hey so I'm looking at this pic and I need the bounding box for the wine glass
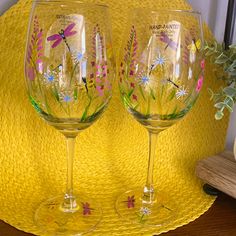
[24,1,113,235]
[116,9,204,226]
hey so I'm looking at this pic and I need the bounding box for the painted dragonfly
[160,31,179,51]
[82,202,94,215]
[123,195,135,208]
[47,22,77,51]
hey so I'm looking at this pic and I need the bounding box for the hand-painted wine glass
[116,9,204,226]
[25,1,113,235]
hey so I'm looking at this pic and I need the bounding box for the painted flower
[132,94,138,102]
[200,59,205,70]
[104,80,112,91]
[140,76,149,86]
[76,52,83,61]
[153,53,167,68]
[96,85,104,96]
[138,73,158,90]
[196,75,204,92]
[176,86,188,99]
[45,74,54,82]
[129,70,134,76]
[140,207,151,216]
[130,82,135,88]
[64,95,71,102]
[71,49,84,64]
[37,60,44,74]
[96,77,101,83]
[26,67,35,81]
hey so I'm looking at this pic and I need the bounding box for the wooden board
[196,150,236,199]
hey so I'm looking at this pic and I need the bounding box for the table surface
[1,192,236,236]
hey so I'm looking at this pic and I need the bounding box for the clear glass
[116,9,204,226]
[24,1,114,235]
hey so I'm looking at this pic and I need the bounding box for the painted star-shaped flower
[176,86,188,99]
[153,53,167,67]
[140,207,151,216]
[140,76,149,85]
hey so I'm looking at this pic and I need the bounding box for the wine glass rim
[131,8,201,16]
[33,0,109,8]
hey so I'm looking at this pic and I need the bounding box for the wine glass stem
[66,137,75,197]
[143,130,160,204]
[62,136,78,212]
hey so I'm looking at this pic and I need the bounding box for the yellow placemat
[0,0,229,235]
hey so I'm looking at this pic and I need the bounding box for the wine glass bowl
[116,9,204,226]
[25,1,113,235]
[26,2,113,135]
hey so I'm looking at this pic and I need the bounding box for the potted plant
[205,42,236,160]
[204,42,236,120]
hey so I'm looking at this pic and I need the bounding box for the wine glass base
[115,188,176,226]
[35,194,102,235]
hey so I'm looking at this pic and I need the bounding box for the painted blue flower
[44,73,54,83]
[140,207,151,216]
[76,52,83,61]
[153,53,167,67]
[64,95,71,102]
[47,75,54,82]
[141,76,149,85]
[176,86,188,99]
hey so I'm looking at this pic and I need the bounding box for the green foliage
[204,41,236,119]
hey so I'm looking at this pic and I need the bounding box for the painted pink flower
[200,59,205,70]
[129,70,134,76]
[96,85,104,96]
[105,80,112,90]
[96,78,101,83]
[26,67,35,81]
[196,75,204,92]
[102,65,107,71]
[26,16,44,79]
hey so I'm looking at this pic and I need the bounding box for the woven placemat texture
[0,0,229,235]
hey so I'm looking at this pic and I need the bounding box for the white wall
[188,0,228,42]
[1,0,236,149]
[0,0,18,15]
